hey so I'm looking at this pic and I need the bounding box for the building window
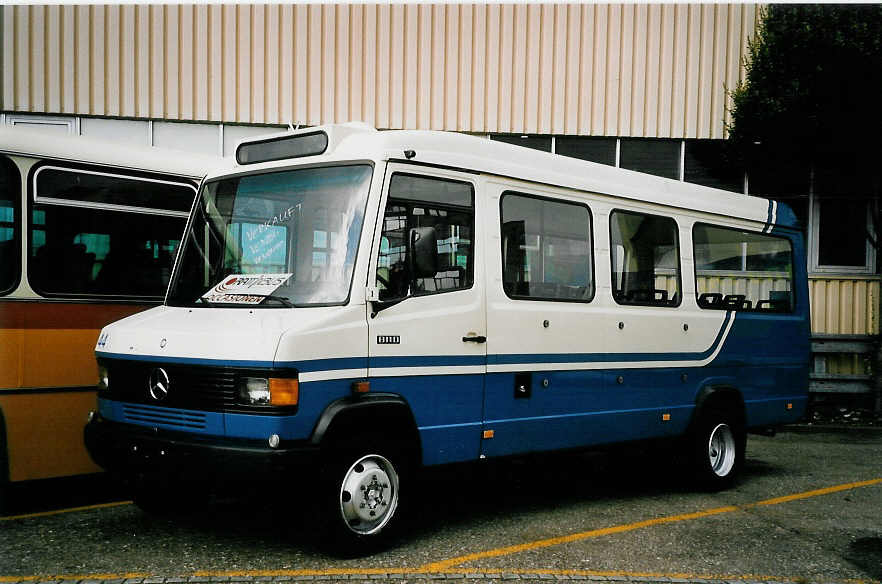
[501,192,594,302]
[0,156,21,294]
[555,137,617,166]
[609,210,681,307]
[684,140,744,193]
[811,196,875,273]
[490,134,552,153]
[5,114,75,134]
[619,138,681,180]
[810,168,876,274]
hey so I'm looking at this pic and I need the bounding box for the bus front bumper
[84,413,319,480]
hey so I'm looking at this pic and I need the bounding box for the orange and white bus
[0,127,227,495]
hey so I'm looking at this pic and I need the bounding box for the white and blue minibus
[85,123,809,549]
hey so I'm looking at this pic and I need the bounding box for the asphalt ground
[1,429,880,584]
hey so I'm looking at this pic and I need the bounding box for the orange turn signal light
[270,378,299,406]
[352,380,370,394]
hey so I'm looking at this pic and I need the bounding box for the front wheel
[689,410,745,490]
[320,444,408,554]
[338,453,400,536]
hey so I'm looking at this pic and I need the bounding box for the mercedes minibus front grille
[122,403,208,430]
[102,360,275,415]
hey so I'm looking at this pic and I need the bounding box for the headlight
[238,377,270,405]
[237,376,299,406]
[97,365,110,392]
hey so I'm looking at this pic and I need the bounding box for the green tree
[729,4,882,416]
[729,4,882,202]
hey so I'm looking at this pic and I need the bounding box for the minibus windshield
[166,164,373,308]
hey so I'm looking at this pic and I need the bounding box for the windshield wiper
[259,295,294,308]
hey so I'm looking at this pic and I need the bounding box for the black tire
[319,440,409,555]
[689,408,745,491]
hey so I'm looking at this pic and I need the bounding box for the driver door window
[376,174,474,301]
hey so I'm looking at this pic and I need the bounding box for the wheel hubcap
[339,454,399,535]
[707,423,736,477]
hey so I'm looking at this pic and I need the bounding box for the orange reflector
[662,413,671,421]
[269,378,299,406]
[787,403,793,410]
[352,380,370,394]
[483,430,495,439]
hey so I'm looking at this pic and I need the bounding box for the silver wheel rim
[338,454,399,535]
[707,423,736,477]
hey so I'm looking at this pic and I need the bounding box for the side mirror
[409,226,438,279]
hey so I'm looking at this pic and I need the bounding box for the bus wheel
[321,444,405,554]
[690,410,745,490]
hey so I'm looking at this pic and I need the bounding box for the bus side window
[693,223,794,312]
[500,192,594,302]
[376,174,474,301]
[609,210,681,307]
[29,166,194,299]
[0,156,21,295]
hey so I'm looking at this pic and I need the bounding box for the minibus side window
[29,167,194,298]
[693,223,794,312]
[500,192,594,302]
[609,210,681,307]
[0,156,21,295]
[376,173,474,301]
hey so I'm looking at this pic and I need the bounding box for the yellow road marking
[749,478,882,507]
[2,478,881,583]
[421,477,882,571]
[0,500,132,522]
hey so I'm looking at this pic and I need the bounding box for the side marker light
[662,413,671,421]
[786,403,793,410]
[483,430,495,439]
[352,380,370,394]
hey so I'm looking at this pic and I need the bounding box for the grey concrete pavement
[1,430,880,584]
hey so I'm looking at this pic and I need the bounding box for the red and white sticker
[201,273,293,304]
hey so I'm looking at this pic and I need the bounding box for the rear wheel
[689,409,745,490]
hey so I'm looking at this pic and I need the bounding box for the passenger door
[482,184,607,458]
[367,165,486,466]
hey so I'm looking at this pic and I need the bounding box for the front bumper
[84,413,319,480]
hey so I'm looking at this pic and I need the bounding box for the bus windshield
[167,164,373,308]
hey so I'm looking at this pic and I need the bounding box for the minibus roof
[0,126,231,179]
[225,123,793,230]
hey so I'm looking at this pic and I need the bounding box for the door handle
[462,335,487,343]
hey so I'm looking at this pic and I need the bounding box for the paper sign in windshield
[202,273,293,304]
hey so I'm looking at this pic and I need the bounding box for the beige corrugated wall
[809,277,880,336]
[1,4,760,138]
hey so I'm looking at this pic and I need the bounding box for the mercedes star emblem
[148,367,170,402]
